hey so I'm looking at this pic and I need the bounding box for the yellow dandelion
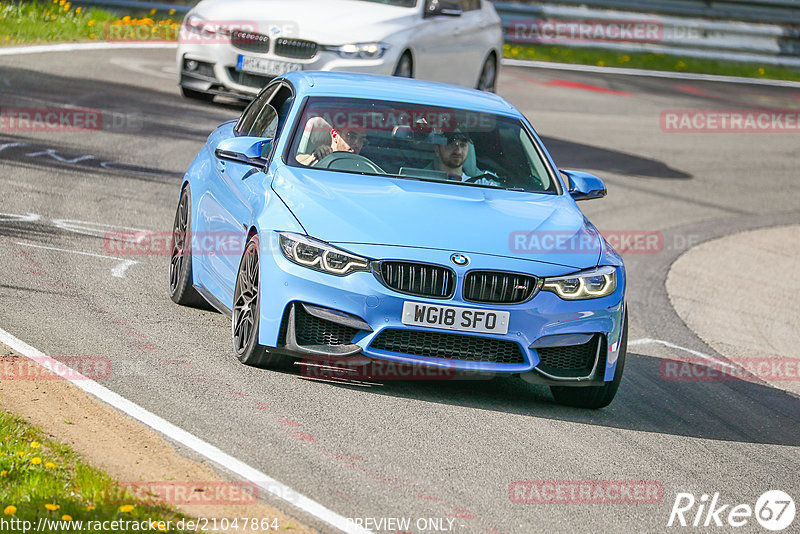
[76,6,81,13]
[119,505,134,513]
[64,2,70,11]
[30,441,40,448]
[62,515,72,521]
[169,9,175,15]
[87,19,95,25]
[597,61,606,67]
[31,457,42,465]
[45,504,60,511]
[45,462,56,469]
[89,33,95,39]
[149,8,156,15]
[86,505,95,511]
[3,506,15,516]
[0,471,8,477]
[758,67,765,75]
[59,0,65,5]
[15,451,23,457]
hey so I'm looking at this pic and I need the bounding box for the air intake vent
[371,329,525,364]
[463,271,538,304]
[274,38,317,59]
[536,336,602,378]
[378,262,455,299]
[230,30,270,53]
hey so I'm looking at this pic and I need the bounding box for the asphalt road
[1,48,799,533]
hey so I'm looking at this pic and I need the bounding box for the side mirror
[561,170,607,201]
[214,136,273,167]
[424,0,462,18]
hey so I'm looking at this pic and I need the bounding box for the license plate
[401,302,509,335]
[236,55,302,76]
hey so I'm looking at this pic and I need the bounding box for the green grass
[0,0,180,46]
[0,410,201,533]
[503,42,800,82]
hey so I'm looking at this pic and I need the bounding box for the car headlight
[278,232,370,276]
[323,43,388,59]
[541,266,617,300]
[183,14,230,37]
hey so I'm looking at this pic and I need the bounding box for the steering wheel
[314,152,385,174]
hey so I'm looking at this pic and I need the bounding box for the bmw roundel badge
[451,254,469,266]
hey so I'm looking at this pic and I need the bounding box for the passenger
[296,126,368,166]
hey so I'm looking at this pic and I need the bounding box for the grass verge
[503,42,800,82]
[0,0,179,46]
[0,409,201,533]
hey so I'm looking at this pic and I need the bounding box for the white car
[177,0,503,101]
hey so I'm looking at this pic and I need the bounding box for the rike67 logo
[668,490,795,531]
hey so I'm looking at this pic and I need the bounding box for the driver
[429,130,501,186]
[296,126,367,166]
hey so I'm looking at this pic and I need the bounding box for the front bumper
[258,234,626,382]
[178,43,396,97]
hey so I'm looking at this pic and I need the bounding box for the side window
[459,0,480,11]
[268,86,295,140]
[246,85,295,140]
[235,84,279,136]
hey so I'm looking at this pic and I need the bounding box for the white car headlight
[183,14,230,37]
[278,232,370,276]
[323,43,389,59]
[541,266,617,300]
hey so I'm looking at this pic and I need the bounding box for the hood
[193,0,416,44]
[272,167,602,269]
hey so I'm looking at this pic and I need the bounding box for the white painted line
[0,212,41,223]
[629,337,740,370]
[0,326,370,534]
[13,241,138,279]
[0,42,177,56]
[502,58,800,88]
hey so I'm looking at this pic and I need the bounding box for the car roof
[280,71,520,117]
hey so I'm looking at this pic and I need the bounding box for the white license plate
[236,55,302,76]
[401,302,509,335]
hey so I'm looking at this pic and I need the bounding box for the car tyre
[169,186,207,307]
[232,234,293,369]
[549,312,627,409]
[476,54,497,92]
[393,52,413,78]
[181,86,214,102]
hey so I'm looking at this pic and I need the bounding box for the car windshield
[356,0,417,6]
[287,97,559,194]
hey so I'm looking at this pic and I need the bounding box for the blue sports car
[170,71,627,408]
